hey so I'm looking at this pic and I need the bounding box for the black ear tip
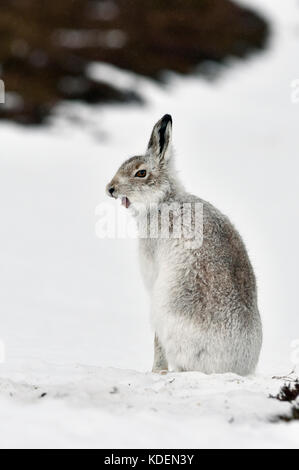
[161,114,172,126]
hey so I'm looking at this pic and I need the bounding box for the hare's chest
[139,239,158,293]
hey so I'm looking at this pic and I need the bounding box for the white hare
[107,114,262,375]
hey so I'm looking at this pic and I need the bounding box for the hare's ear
[146,114,172,163]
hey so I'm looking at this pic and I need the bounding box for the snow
[0,0,299,448]
[0,363,297,449]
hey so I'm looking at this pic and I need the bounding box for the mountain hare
[107,114,262,375]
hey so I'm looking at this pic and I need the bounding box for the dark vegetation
[0,0,269,125]
[270,380,299,422]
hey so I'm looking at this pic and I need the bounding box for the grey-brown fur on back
[107,114,262,375]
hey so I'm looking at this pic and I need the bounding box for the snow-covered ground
[0,0,299,448]
[0,364,297,449]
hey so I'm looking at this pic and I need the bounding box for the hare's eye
[134,169,147,178]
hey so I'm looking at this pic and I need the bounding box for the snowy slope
[0,363,297,449]
[0,0,299,448]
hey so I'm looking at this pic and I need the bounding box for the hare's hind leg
[152,334,168,373]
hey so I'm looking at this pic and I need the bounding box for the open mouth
[121,196,131,209]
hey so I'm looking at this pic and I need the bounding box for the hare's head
[106,114,176,208]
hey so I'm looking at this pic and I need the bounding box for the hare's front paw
[152,368,168,375]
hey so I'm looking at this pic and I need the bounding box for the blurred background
[0,0,298,376]
[0,0,268,124]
